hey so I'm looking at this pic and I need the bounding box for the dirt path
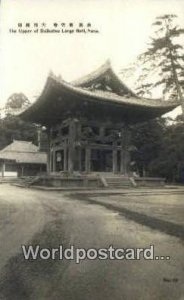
[0,184,183,300]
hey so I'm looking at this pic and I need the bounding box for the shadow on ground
[0,218,70,300]
[69,193,184,241]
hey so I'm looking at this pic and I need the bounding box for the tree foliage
[130,118,166,176]
[5,93,30,115]
[0,115,38,150]
[0,93,37,149]
[120,14,184,182]
[149,117,184,182]
[131,117,184,182]
[121,14,184,105]
[0,93,48,151]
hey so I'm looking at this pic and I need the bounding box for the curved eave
[72,60,137,97]
[59,78,179,109]
[72,60,112,86]
[20,76,180,125]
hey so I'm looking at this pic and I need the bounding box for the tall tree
[130,115,184,182]
[0,115,38,150]
[130,118,166,177]
[121,14,184,110]
[0,94,39,150]
[5,93,30,115]
[149,115,184,182]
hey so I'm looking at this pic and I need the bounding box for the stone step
[108,183,130,186]
[105,177,132,188]
[107,180,130,184]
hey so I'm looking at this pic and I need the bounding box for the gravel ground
[0,184,183,300]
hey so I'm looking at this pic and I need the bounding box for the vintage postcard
[0,1,184,299]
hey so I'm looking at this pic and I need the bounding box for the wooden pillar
[120,126,131,175]
[113,147,118,174]
[120,149,125,174]
[49,150,53,172]
[121,150,130,175]
[76,119,82,140]
[2,162,5,177]
[85,147,91,173]
[113,150,118,174]
[47,152,51,173]
[47,128,51,174]
[120,127,125,174]
[68,120,76,174]
[99,126,105,138]
[52,150,56,172]
[78,148,82,172]
[76,120,82,172]
[21,165,24,177]
[64,146,68,171]
[68,149,74,173]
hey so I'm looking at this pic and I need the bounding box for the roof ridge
[70,60,138,97]
[71,60,112,86]
[13,140,32,143]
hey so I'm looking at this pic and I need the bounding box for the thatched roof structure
[0,140,47,164]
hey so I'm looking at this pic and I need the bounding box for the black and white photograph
[0,0,184,299]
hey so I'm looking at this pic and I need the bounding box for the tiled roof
[52,76,179,109]
[19,60,180,124]
[1,140,38,153]
[0,140,47,164]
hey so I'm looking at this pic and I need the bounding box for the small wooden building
[0,140,47,177]
[20,61,179,178]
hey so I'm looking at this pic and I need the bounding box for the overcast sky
[0,0,184,116]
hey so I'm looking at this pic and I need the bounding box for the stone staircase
[19,176,40,187]
[104,176,136,188]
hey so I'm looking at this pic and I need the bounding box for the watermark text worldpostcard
[22,245,170,264]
